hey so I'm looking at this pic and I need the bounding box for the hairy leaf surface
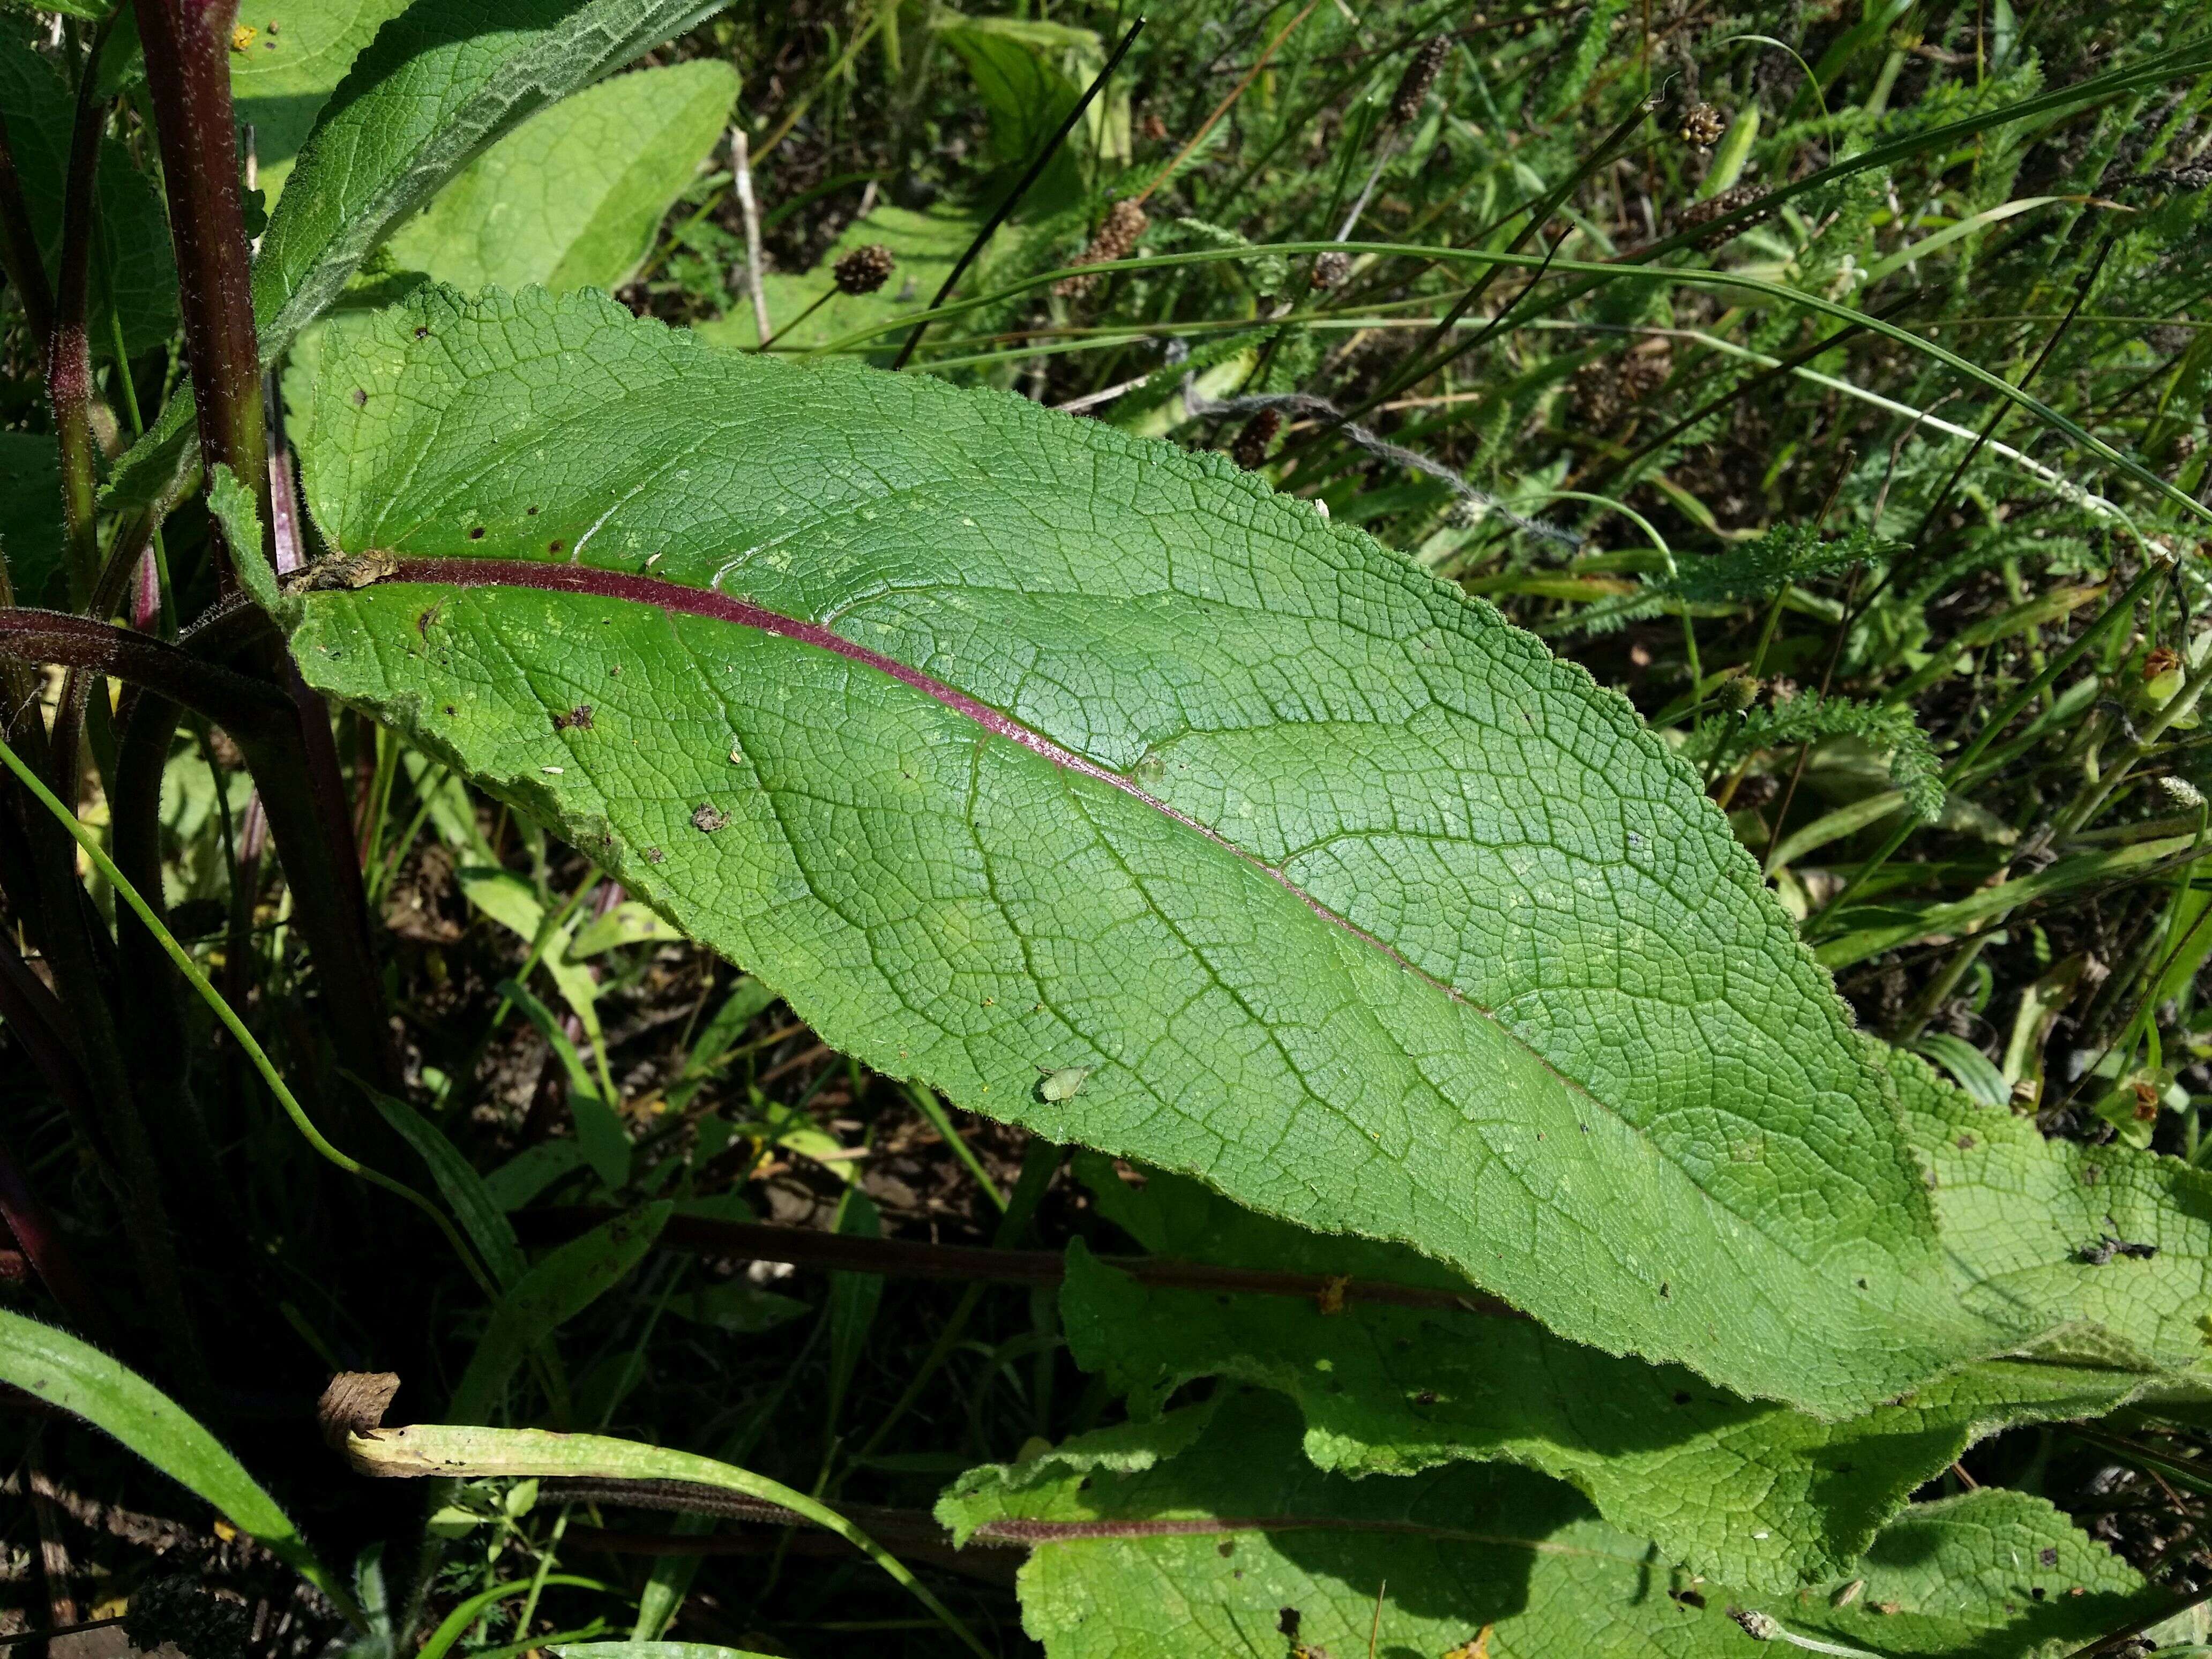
[286,285,2008,1415]
[384,62,736,295]
[936,1390,2158,1659]
[251,0,728,358]
[1059,1162,2158,1592]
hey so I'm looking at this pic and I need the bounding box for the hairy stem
[132,0,274,581]
[47,17,115,610]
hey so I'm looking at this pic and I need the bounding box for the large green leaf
[284,285,2005,1417]
[1886,1040,2212,1373]
[0,19,177,356]
[0,430,67,606]
[383,61,735,295]
[229,0,415,207]
[250,0,728,361]
[0,1307,355,1616]
[936,1389,2161,1659]
[1058,1165,2161,1594]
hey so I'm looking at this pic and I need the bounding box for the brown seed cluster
[1675,182,1768,246]
[1309,249,1352,290]
[833,243,896,295]
[1055,200,1150,296]
[1231,409,1282,470]
[1389,36,1451,126]
[1677,102,1727,148]
[1571,339,1673,429]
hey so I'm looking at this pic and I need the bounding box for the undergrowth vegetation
[4,0,2212,1655]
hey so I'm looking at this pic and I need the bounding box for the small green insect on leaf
[1038,1065,1093,1103]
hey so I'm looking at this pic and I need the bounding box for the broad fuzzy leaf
[287,285,2004,1416]
[937,1389,2159,1659]
[384,62,736,295]
[1887,1041,2212,1372]
[251,0,728,359]
[1058,1168,2151,1593]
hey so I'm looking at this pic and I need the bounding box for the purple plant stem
[0,607,294,733]
[47,17,115,612]
[132,0,273,578]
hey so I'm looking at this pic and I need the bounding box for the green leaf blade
[250,0,728,358]
[0,1308,354,1617]
[383,60,736,295]
[288,286,2013,1417]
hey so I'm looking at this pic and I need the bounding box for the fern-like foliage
[1694,688,1946,820]
[1570,524,1894,635]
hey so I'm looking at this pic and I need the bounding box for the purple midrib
[382,557,1478,1006]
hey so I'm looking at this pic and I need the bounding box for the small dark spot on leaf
[526,505,540,515]
[553,705,593,731]
[1658,1281,1669,1298]
[644,847,664,864]
[1672,1391,1692,1405]
[2039,1549,2058,1567]
[413,326,428,339]
[549,540,565,554]
[1956,1134,1976,1149]
[350,388,367,407]
[1277,1609,1299,1638]
[1670,1590,1705,1610]
[1215,1540,1233,1557]
[1856,1277,1869,1289]
[1414,1390,1438,1406]
[468,527,485,540]
[416,603,442,639]
[692,804,728,833]
[2030,1587,2045,1601]
[443,705,456,716]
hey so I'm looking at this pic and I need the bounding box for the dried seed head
[2162,775,2207,810]
[1620,338,1673,401]
[1676,182,1769,247]
[1310,249,1352,290]
[1571,361,1624,429]
[1389,36,1451,125]
[1055,200,1150,296]
[1231,408,1282,470]
[833,243,896,295]
[1677,101,1727,147]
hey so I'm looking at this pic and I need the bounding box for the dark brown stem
[47,17,116,610]
[132,0,274,584]
[0,111,54,347]
[0,608,294,734]
[516,1208,1522,1318]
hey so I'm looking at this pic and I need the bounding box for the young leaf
[1056,1171,2155,1593]
[383,61,737,296]
[0,1307,359,1621]
[938,1389,2159,1659]
[251,0,729,359]
[286,285,2001,1417]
